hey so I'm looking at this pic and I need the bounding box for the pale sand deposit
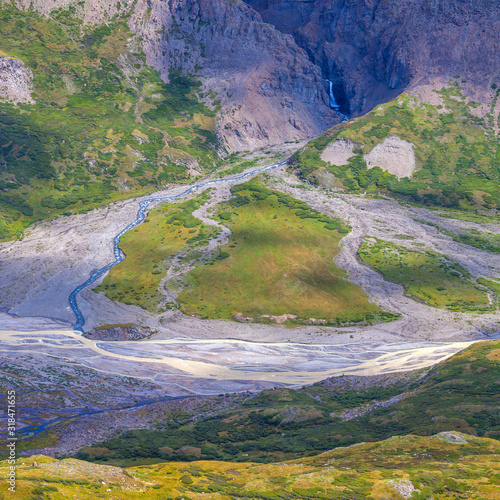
[0,329,475,389]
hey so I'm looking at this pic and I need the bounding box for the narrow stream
[69,159,289,330]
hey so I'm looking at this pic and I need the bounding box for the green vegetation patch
[94,193,216,311]
[5,432,500,500]
[177,180,394,324]
[449,227,500,253]
[358,237,491,311]
[290,84,500,211]
[0,6,219,240]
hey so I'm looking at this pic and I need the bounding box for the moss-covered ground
[358,237,492,311]
[176,181,393,324]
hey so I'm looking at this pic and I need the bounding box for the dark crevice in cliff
[244,0,500,119]
[297,39,351,115]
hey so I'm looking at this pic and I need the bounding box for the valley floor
[1,160,500,456]
[1,164,500,344]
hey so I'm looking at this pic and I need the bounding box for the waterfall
[328,80,340,109]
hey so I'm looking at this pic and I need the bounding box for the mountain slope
[4,432,500,499]
[246,0,500,116]
[0,0,339,240]
[3,0,339,150]
[291,82,500,210]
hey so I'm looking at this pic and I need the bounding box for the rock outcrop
[245,0,500,116]
[5,0,340,151]
[0,55,34,104]
[365,136,416,180]
[320,139,355,166]
[84,324,152,341]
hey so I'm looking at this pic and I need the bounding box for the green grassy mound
[358,238,493,312]
[176,180,393,324]
[290,82,500,210]
[0,6,220,240]
[95,179,396,324]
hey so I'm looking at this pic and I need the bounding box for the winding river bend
[69,159,289,330]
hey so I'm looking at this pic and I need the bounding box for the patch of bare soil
[364,136,416,179]
[320,139,355,165]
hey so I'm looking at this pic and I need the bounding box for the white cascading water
[328,80,340,109]
[325,79,349,122]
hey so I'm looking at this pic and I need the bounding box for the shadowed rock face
[164,0,341,151]
[244,0,500,116]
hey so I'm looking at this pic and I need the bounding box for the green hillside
[290,83,500,209]
[3,432,500,499]
[358,238,494,312]
[0,6,220,240]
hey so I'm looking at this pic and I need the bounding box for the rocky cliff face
[5,0,340,151]
[163,0,340,151]
[4,0,499,148]
[245,0,500,116]
[0,55,34,104]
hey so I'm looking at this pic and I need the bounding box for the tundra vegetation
[177,181,394,323]
[98,179,397,324]
[3,431,500,499]
[358,238,494,312]
[0,6,220,240]
[290,84,500,210]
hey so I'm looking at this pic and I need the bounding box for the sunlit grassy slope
[291,83,500,210]
[94,193,217,312]
[0,6,220,240]
[177,181,393,324]
[4,432,500,499]
[358,238,493,312]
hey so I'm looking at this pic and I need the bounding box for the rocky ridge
[83,323,153,341]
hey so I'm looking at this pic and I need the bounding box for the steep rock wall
[245,0,500,116]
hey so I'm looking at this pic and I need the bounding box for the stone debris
[435,431,470,444]
[0,55,34,104]
[364,136,416,180]
[386,479,417,499]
